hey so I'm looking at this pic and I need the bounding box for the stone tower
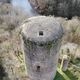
[21,16,63,80]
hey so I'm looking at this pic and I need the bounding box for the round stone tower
[21,16,63,80]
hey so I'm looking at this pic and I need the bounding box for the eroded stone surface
[21,16,63,80]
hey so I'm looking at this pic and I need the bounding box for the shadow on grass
[64,70,78,80]
[54,69,78,80]
[54,71,65,80]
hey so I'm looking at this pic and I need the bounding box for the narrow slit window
[36,66,40,72]
[39,43,44,47]
[39,31,43,36]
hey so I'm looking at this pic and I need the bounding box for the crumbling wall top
[22,16,63,43]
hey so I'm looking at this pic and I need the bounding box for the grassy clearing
[54,62,80,80]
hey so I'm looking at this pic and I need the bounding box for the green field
[54,63,80,80]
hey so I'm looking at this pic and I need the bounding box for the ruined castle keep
[21,16,63,80]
